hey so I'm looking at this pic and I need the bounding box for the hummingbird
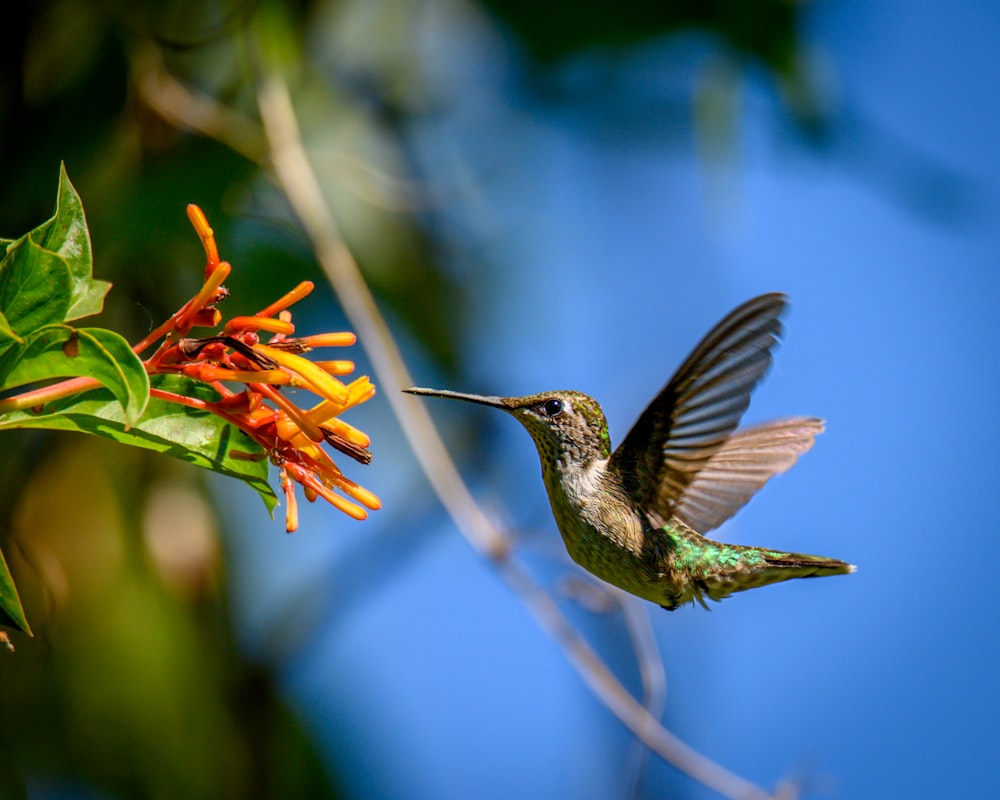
[404,293,854,610]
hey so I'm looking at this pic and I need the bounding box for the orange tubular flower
[186,204,220,274]
[297,332,357,348]
[223,316,296,336]
[255,281,315,319]
[147,205,379,530]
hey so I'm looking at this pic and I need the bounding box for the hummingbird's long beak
[403,387,509,409]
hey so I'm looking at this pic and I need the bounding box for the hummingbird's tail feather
[694,546,856,606]
[763,552,857,576]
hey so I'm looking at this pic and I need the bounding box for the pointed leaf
[1,325,149,427]
[0,374,277,513]
[28,164,110,321]
[0,165,111,330]
[0,543,31,636]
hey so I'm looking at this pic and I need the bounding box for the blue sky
[220,1,1000,798]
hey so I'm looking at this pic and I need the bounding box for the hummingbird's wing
[609,293,789,530]
[667,417,824,532]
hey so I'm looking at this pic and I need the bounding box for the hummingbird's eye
[541,398,564,417]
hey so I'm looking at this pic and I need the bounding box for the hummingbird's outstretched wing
[610,293,797,531]
[666,416,824,532]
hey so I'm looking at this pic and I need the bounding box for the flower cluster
[138,205,380,531]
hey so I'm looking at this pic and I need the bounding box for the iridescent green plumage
[405,293,854,610]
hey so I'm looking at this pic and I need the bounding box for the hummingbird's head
[404,387,612,467]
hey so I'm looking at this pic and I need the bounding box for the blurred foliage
[481,0,801,70]
[480,0,830,138]
[0,438,339,799]
[0,0,844,797]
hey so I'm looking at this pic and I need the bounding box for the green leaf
[30,164,111,321]
[0,312,24,374]
[0,374,277,513]
[1,325,150,427]
[0,231,72,334]
[0,544,31,636]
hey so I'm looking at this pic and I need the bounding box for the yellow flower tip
[186,204,220,269]
[315,360,356,376]
[344,376,376,408]
[303,485,318,503]
[284,495,299,532]
[295,470,368,520]
[255,281,315,319]
[330,493,368,520]
[335,476,381,511]
[301,332,357,348]
[280,469,299,533]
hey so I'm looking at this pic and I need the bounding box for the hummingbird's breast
[542,459,672,603]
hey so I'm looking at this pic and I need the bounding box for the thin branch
[622,593,668,799]
[501,561,771,800]
[132,45,267,163]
